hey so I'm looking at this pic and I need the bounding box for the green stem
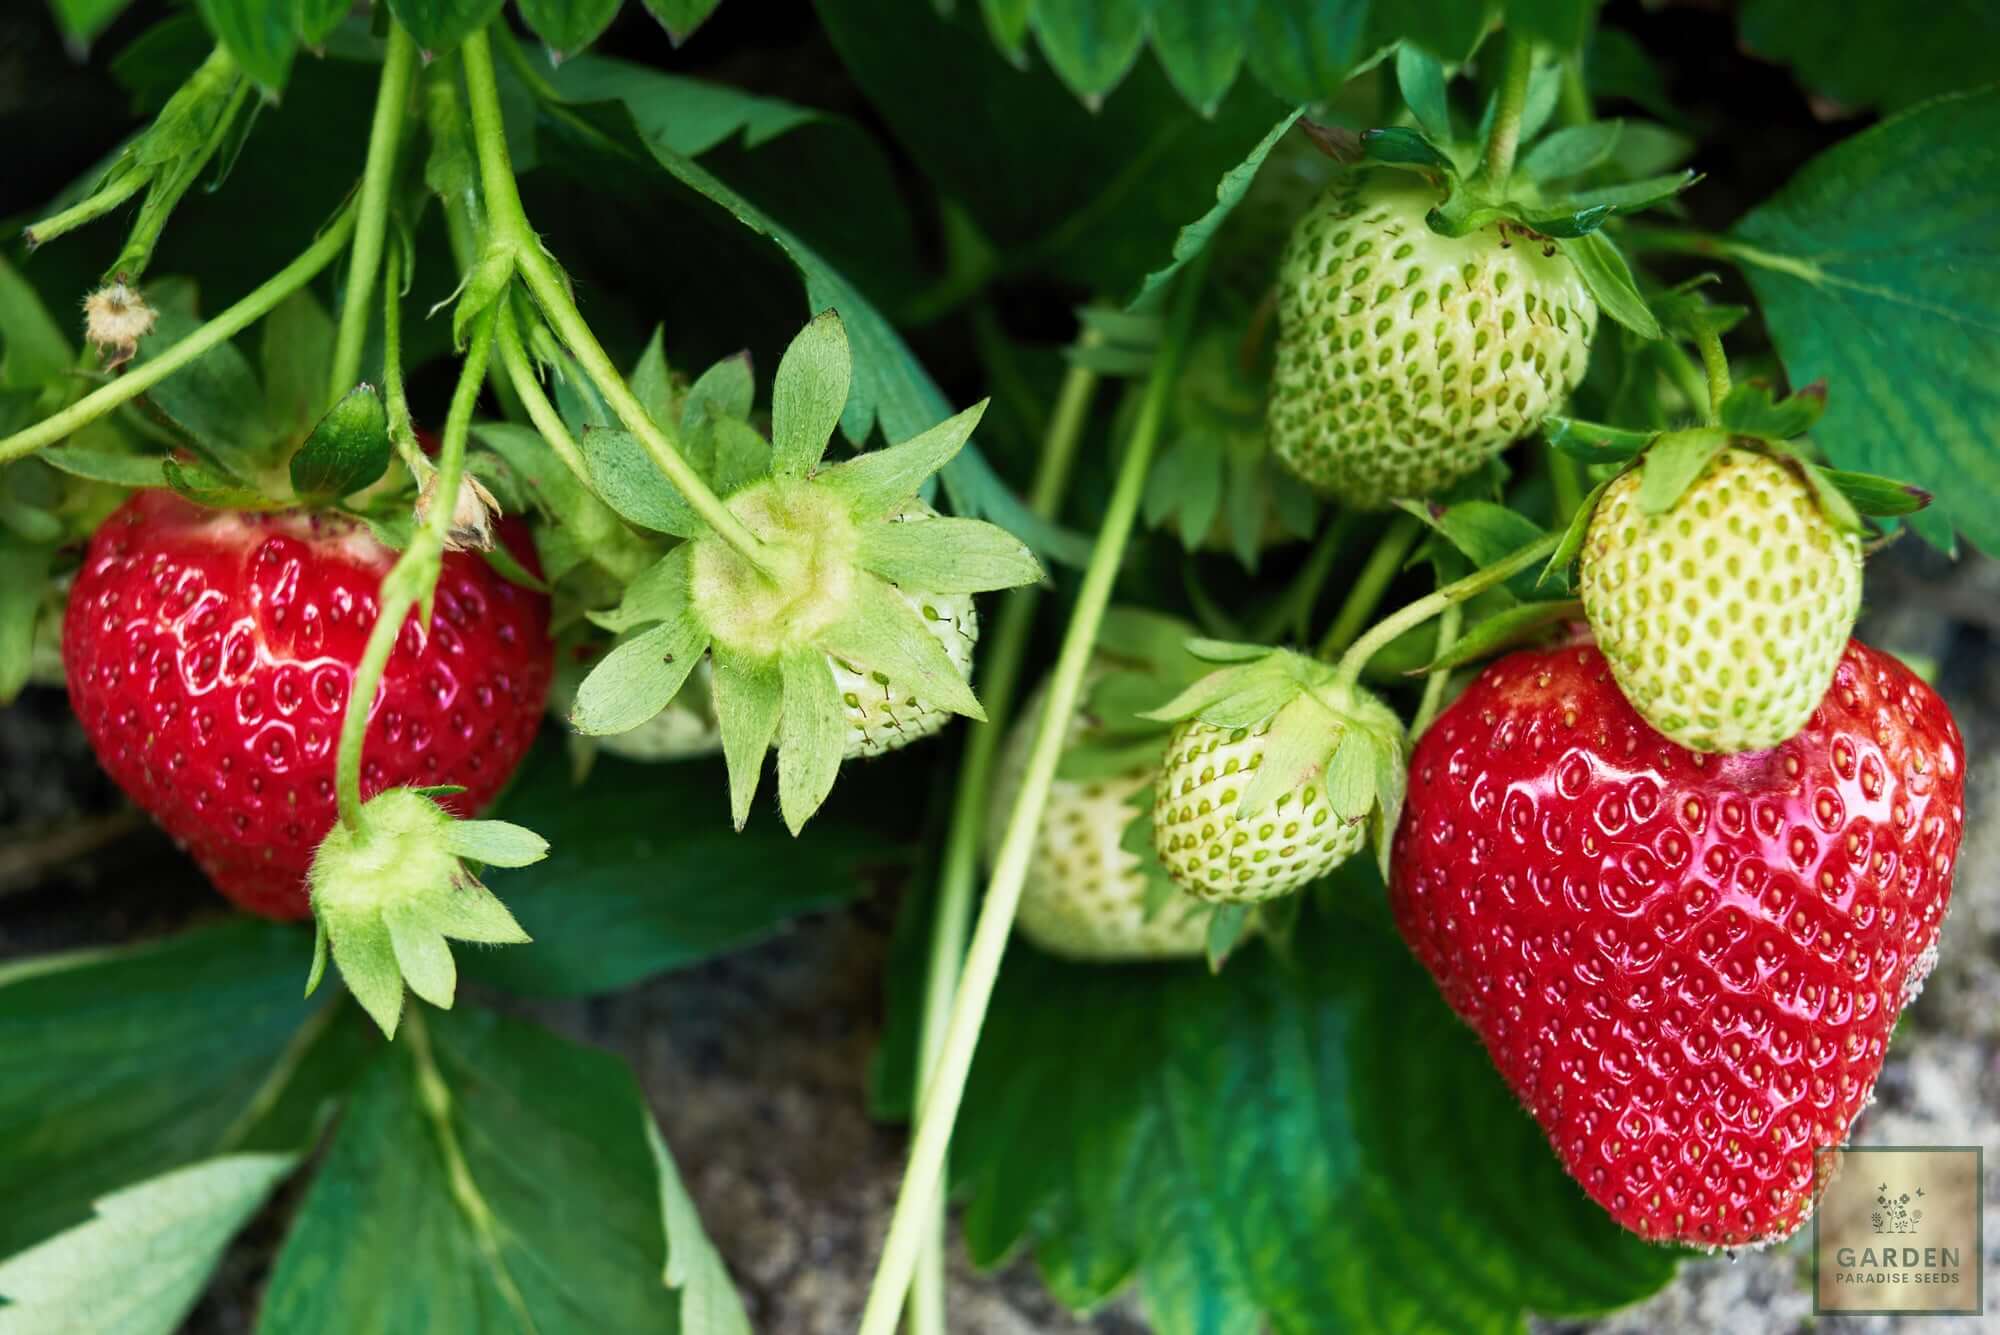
[1549,445,1584,526]
[858,266,1207,1335]
[0,204,359,465]
[905,360,1099,1335]
[1333,532,1559,689]
[457,29,772,573]
[23,169,151,249]
[1411,602,1462,738]
[332,304,496,828]
[1482,33,1535,186]
[380,244,429,482]
[1693,325,1731,424]
[1658,340,1712,421]
[494,301,592,485]
[1617,225,1829,286]
[108,52,249,283]
[1246,511,1357,644]
[1558,57,1592,129]
[1316,513,1421,658]
[327,22,418,409]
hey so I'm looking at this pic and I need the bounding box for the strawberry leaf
[1636,427,1728,515]
[1520,120,1624,183]
[878,890,1682,1330]
[1394,45,1452,144]
[1716,380,1826,440]
[1556,231,1661,338]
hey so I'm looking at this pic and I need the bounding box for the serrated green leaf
[1030,0,1149,102]
[0,256,73,391]
[712,646,783,830]
[892,894,1681,1330]
[818,401,987,518]
[1556,231,1660,338]
[35,448,167,488]
[259,1011,715,1331]
[1542,415,1654,463]
[572,612,711,736]
[382,0,508,58]
[640,0,723,43]
[134,300,274,465]
[289,384,391,501]
[1738,0,1999,114]
[578,427,706,538]
[1128,110,1306,314]
[1410,499,1547,570]
[1731,88,2000,552]
[162,458,285,511]
[814,575,984,721]
[1636,427,1727,515]
[0,542,51,706]
[1395,44,1452,143]
[516,0,623,56]
[1716,381,1826,440]
[1241,0,1372,104]
[771,309,851,479]
[856,515,1042,593]
[1520,120,1622,183]
[1147,0,1249,114]
[0,922,333,1257]
[260,290,336,442]
[777,646,843,834]
[1818,467,1933,518]
[46,0,142,46]
[1425,598,1583,670]
[649,1118,756,1334]
[1510,0,1597,49]
[0,1153,296,1335]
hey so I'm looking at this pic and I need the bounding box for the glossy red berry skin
[1390,641,1963,1249]
[62,491,553,920]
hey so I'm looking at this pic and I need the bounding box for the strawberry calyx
[567,311,1043,834]
[306,787,543,1037]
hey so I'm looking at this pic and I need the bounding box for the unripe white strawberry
[830,517,977,759]
[1153,719,1364,903]
[986,687,1206,962]
[1268,173,1597,509]
[1579,445,1863,753]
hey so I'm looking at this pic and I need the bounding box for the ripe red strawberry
[62,491,553,920]
[1390,640,1964,1248]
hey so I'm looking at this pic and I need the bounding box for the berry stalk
[1694,325,1732,423]
[1315,513,1421,656]
[906,358,1100,1335]
[379,244,429,482]
[331,303,498,829]
[0,202,360,465]
[858,264,1209,1335]
[22,172,150,251]
[1333,530,1560,689]
[1411,601,1462,737]
[457,29,776,577]
[326,21,419,410]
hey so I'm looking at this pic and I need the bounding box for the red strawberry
[62,490,553,920]
[1390,640,1964,1248]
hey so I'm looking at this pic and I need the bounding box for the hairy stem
[858,263,1208,1335]
[0,204,358,465]
[23,170,151,250]
[1316,513,1421,658]
[107,51,250,284]
[1482,33,1536,185]
[494,303,593,485]
[1334,532,1559,689]
[1549,444,1584,526]
[458,29,772,572]
[906,360,1099,1335]
[332,304,496,828]
[327,22,418,409]
[380,245,429,481]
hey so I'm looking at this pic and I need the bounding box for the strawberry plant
[1,1,1995,1331]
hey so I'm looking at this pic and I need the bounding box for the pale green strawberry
[1268,172,1597,509]
[986,689,1206,961]
[1578,444,1863,753]
[1147,645,1406,904]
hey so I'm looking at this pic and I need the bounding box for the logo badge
[1814,1145,1984,1316]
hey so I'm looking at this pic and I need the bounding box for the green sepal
[770,310,850,480]
[588,544,693,635]
[1716,380,1826,441]
[708,418,774,498]
[162,458,290,512]
[1236,693,1340,821]
[1816,467,1933,518]
[1540,477,1611,587]
[1563,170,1699,213]
[1519,122,1624,184]
[1324,729,1379,824]
[1400,500,1548,573]
[1205,905,1253,973]
[776,647,843,835]
[812,575,984,722]
[1394,45,1452,144]
[681,352,755,432]
[1542,415,1655,464]
[289,383,391,502]
[1555,232,1661,338]
[856,516,1042,594]
[307,789,538,1038]
[712,646,783,831]
[1423,600,1584,672]
[579,427,706,538]
[1359,127,1456,176]
[817,400,989,519]
[570,610,710,737]
[1636,427,1728,515]
[450,246,515,352]
[1779,449,1866,536]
